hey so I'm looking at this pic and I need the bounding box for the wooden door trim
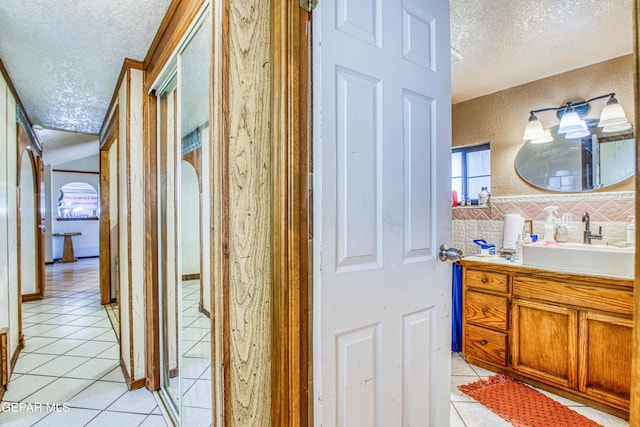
[271,3,312,426]
[99,107,119,306]
[16,136,43,302]
[630,2,640,424]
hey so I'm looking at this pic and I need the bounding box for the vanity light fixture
[522,93,631,142]
[522,112,545,140]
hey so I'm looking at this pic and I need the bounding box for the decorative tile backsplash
[453,191,635,257]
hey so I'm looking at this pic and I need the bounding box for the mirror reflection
[515,119,635,192]
[157,10,212,425]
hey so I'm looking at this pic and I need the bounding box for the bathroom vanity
[460,256,633,418]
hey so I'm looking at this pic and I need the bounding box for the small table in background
[53,232,82,263]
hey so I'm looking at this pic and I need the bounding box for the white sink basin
[522,242,635,278]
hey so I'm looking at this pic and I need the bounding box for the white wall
[55,154,100,172]
[51,169,100,259]
[43,164,53,262]
[181,160,200,276]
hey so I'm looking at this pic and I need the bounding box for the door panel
[313,0,452,425]
[335,68,380,271]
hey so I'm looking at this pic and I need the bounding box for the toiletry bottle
[515,234,523,261]
[627,216,636,245]
[478,187,490,207]
[542,206,558,242]
[523,232,532,244]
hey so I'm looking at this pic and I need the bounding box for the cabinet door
[579,312,632,409]
[512,299,578,389]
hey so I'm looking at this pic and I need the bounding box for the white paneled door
[313,0,452,425]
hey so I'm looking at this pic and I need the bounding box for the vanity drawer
[464,324,508,367]
[513,277,633,316]
[465,291,509,331]
[465,269,509,294]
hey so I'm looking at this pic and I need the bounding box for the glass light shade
[558,111,587,134]
[603,122,632,133]
[565,128,590,139]
[530,129,553,144]
[523,119,545,140]
[598,103,628,127]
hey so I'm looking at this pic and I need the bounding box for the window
[57,182,99,220]
[452,143,490,204]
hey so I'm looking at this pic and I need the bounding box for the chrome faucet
[582,212,602,244]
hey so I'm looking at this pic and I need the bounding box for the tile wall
[453,191,635,256]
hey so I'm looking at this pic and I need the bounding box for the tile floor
[451,352,630,427]
[0,258,168,427]
[1,258,631,426]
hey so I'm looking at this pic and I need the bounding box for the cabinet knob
[480,340,487,346]
[481,307,488,314]
[481,277,488,283]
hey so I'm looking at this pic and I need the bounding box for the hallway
[0,259,167,427]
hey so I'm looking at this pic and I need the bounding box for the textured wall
[228,0,272,423]
[453,55,635,197]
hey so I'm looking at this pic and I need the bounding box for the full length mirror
[156,7,212,426]
[515,120,635,192]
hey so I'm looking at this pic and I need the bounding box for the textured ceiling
[0,1,632,135]
[451,0,633,103]
[0,0,170,135]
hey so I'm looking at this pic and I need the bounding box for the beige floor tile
[2,374,57,402]
[182,407,212,427]
[450,375,481,403]
[64,326,111,341]
[31,338,86,356]
[68,380,129,410]
[36,407,101,427]
[29,355,92,377]
[0,408,49,427]
[182,379,212,409]
[107,387,159,414]
[19,336,58,353]
[11,353,57,374]
[452,401,513,427]
[65,340,116,358]
[139,414,169,427]
[84,410,147,427]
[64,357,120,380]
[23,377,94,404]
[449,402,466,427]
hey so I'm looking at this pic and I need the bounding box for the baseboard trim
[182,273,200,281]
[169,367,179,378]
[198,302,211,318]
[120,358,146,391]
[22,293,42,303]
[54,255,100,263]
[10,340,21,376]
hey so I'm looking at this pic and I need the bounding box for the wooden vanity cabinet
[462,268,510,367]
[460,260,633,418]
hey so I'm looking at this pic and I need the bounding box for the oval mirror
[515,119,635,192]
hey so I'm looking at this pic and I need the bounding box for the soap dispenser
[542,206,558,242]
[627,216,636,245]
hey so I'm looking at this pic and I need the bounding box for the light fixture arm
[528,93,616,117]
[522,92,629,142]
